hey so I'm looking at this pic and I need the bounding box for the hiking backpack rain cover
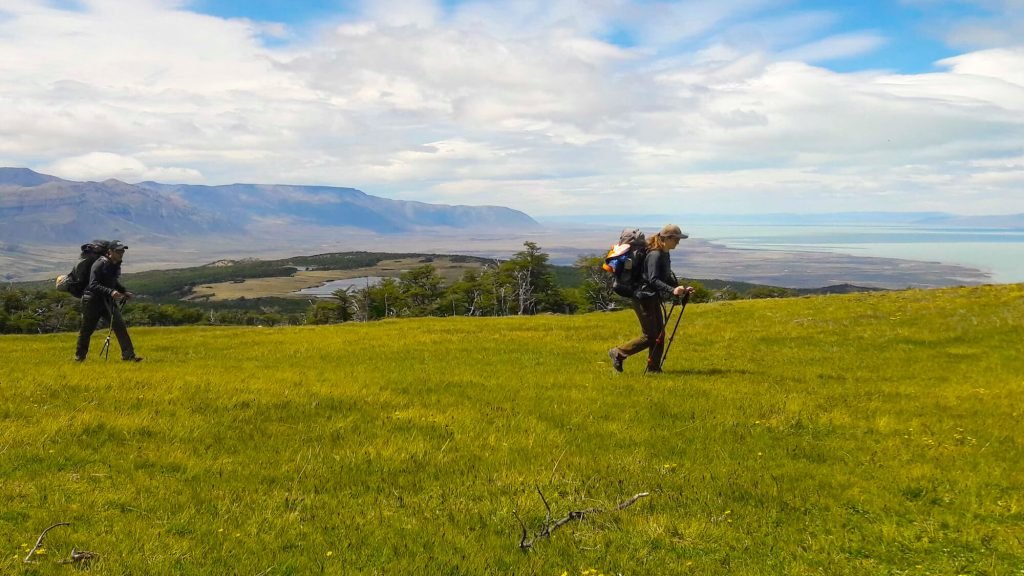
[603,228,647,298]
[56,240,109,298]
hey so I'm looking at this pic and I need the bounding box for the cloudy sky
[1,0,1022,215]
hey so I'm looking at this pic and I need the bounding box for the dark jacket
[83,256,126,302]
[636,249,677,300]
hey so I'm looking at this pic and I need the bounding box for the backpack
[55,240,110,298]
[603,228,647,298]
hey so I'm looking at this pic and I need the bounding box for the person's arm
[645,251,676,299]
[87,259,114,298]
[88,259,122,299]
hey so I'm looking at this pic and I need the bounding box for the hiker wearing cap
[74,240,142,362]
[609,224,694,373]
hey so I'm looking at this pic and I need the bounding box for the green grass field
[2,285,1022,575]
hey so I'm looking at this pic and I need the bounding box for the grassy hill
[1,285,1022,575]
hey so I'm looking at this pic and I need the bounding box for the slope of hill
[1,284,1021,574]
[0,168,540,247]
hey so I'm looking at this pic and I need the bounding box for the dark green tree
[399,265,444,316]
[575,254,622,312]
[306,301,350,325]
[330,287,358,321]
[361,277,405,319]
[499,241,565,314]
[445,269,485,316]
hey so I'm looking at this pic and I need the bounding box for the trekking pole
[100,298,126,361]
[659,290,692,371]
[644,299,677,376]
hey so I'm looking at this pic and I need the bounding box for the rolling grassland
[1,285,1022,575]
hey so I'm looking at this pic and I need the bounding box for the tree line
[2,242,797,334]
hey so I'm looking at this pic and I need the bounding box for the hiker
[74,240,142,362]
[609,224,693,373]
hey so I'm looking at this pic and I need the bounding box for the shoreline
[1,227,998,290]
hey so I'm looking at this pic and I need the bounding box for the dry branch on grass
[23,523,99,566]
[515,486,650,550]
[23,522,69,563]
[59,548,100,566]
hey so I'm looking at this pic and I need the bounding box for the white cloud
[778,31,887,63]
[358,0,443,28]
[42,152,204,182]
[0,0,1021,215]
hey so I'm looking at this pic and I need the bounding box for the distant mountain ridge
[0,168,540,245]
[135,181,537,232]
[0,168,226,244]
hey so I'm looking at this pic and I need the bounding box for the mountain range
[0,168,539,245]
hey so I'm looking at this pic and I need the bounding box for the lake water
[689,224,1024,284]
[294,276,387,298]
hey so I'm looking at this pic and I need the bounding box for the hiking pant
[616,297,666,367]
[76,297,135,360]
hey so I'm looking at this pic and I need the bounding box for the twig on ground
[513,509,530,549]
[23,522,70,563]
[58,548,100,566]
[616,492,650,510]
[537,485,553,528]
[517,487,650,550]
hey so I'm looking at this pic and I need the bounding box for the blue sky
[0,0,1021,214]
[192,0,348,25]
[188,0,982,72]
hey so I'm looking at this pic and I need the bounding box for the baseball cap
[658,224,688,239]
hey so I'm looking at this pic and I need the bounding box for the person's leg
[74,299,104,359]
[614,298,663,358]
[644,299,668,370]
[615,300,650,357]
[109,304,137,360]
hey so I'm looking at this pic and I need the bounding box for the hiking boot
[608,348,624,372]
[122,356,144,363]
[646,358,663,374]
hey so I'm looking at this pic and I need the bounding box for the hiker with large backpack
[72,240,143,362]
[607,224,693,374]
[56,240,109,299]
